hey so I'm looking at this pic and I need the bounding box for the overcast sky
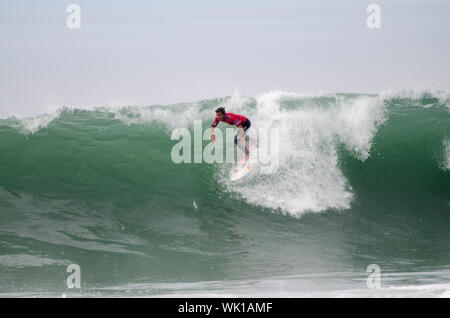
[0,0,449,117]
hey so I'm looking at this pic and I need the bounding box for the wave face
[0,90,449,296]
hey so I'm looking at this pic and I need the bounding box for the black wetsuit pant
[234,119,251,154]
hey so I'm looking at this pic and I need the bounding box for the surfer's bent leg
[243,119,251,154]
[234,119,251,159]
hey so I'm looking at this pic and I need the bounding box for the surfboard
[229,135,256,181]
[230,161,252,181]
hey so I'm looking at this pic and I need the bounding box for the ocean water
[0,90,449,297]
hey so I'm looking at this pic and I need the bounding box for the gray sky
[0,0,449,117]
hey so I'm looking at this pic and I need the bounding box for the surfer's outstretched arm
[210,127,215,142]
[211,116,219,142]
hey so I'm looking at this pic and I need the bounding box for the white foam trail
[224,91,387,217]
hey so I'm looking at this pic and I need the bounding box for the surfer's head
[215,107,225,120]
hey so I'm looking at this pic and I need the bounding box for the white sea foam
[5,109,63,135]
[0,254,68,268]
[223,91,387,217]
[443,138,450,171]
[33,271,450,298]
[379,88,450,108]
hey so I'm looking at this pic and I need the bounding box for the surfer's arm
[210,117,219,142]
[210,126,215,142]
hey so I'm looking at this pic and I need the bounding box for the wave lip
[1,110,63,135]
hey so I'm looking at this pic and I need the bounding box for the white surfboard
[230,161,252,181]
[230,135,257,181]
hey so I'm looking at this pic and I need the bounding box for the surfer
[210,107,251,161]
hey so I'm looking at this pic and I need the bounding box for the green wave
[0,91,449,295]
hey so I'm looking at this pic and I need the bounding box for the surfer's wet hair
[215,107,225,114]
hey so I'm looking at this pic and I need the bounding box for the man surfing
[210,107,251,161]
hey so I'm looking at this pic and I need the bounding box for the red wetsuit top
[211,112,247,128]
